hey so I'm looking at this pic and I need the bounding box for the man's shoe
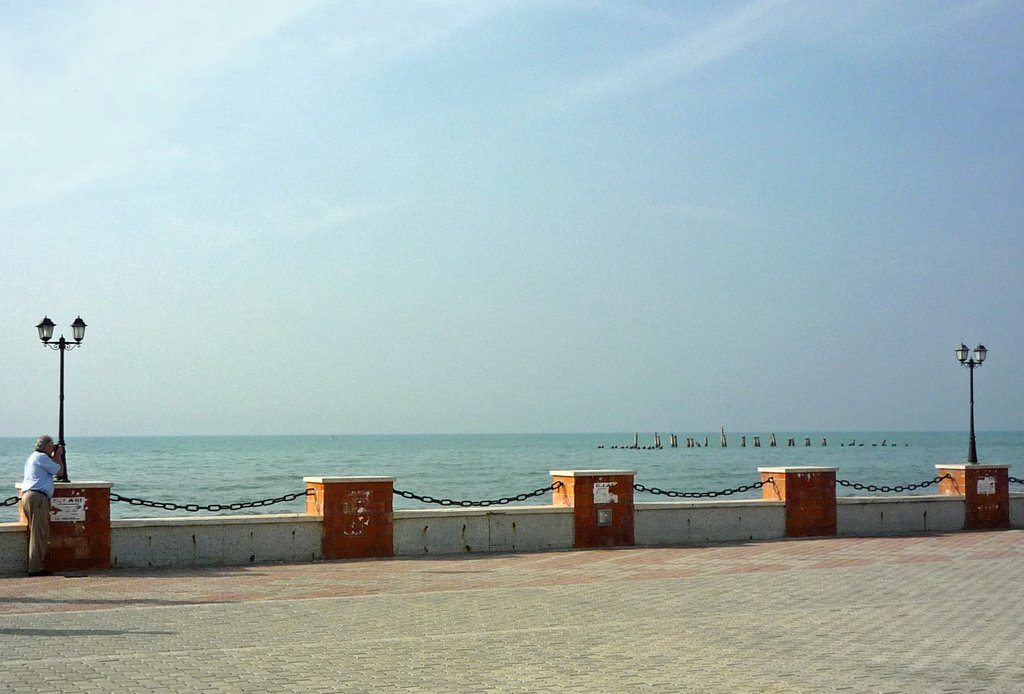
[27,570,53,577]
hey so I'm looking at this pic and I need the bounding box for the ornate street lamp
[36,316,87,482]
[955,342,987,464]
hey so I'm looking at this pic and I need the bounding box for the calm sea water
[1,431,1021,521]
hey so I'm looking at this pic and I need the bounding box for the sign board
[593,481,618,504]
[977,476,997,495]
[50,496,87,522]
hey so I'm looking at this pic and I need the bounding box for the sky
[2,0,1023,436]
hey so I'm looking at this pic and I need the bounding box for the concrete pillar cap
[549,470,636,477]
[303,476,396,483]
[16,481,113,490]
[934,464,1010,470]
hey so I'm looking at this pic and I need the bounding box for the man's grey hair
[35,435,54,452]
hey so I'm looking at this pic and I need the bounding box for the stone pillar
[18,481,112,572]
[304,477,395,559]
[758,467,837,537]
[935,464,1010,530]
[550,470,635,548]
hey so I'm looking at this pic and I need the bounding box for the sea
[1,431,1021,521]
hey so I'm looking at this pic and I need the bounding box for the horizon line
[0,429,1018,439]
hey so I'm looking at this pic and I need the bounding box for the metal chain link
[633,477,773,499]
[393,481,564,507]
[1010,477,1024,485]
[836,474,952,494]
[110,488,315,512]
[18,472,995,513]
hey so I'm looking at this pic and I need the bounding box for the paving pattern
[2,530,1023,692]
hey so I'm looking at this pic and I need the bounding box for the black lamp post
[955,342,987,464]
[36,315,87,482]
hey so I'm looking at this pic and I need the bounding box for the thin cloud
[0,1,322,213]
[547,0,806,112]
[543,0,1009,113]
[317,0,514,75]
[0,1,515,215]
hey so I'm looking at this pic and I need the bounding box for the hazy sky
[2,0,1022,436]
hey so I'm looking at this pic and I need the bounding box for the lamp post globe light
[955,342,987,464]
[36,315,87,482]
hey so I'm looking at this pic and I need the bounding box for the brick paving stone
[1,530,1024,691]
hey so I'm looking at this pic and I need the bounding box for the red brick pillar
[18,481,112,572]
[551,470,635,548]
[935,464,1010,530]
[305,476,394,559]
[758,467,837,537]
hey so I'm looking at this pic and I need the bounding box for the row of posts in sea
[600,430,908,450]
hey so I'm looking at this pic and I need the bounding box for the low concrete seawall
[394,506,574,555]
[2,483,1022,576]
[111,514,322,569]
[837,495,966,535]
[635,499,785,545]
[0,515,323,573]
[2,479,1024,577]
[0,524,26,576]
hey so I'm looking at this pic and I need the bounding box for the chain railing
[836,474,952,494]
[633,477,773,499]
[109,488,314,513]
[393,481,563,507]
[5,472,1014,515]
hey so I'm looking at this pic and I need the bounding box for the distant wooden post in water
[626,431,845,450]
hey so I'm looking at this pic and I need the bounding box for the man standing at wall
[21,435,65,576]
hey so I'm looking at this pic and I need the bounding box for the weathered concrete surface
[0,524,27,575]
[1,530,1023,692]
[1011,492,1024,527]
[394,506,574,555]
[111,515,322,569]
[635,499,784,545]
[837,495,965,535]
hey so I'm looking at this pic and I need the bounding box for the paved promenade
[1,530,1023,693]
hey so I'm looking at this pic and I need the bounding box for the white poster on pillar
[977,476,996,495]
[593,482,618,504]
[50,497,87,522]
